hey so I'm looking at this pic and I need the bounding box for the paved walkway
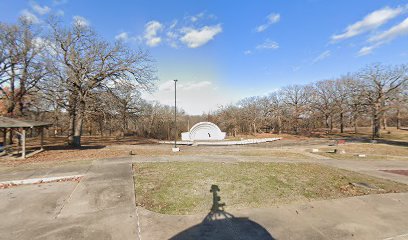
[0,157,138,240]
[138,192,408,240]
[1,154,408,240]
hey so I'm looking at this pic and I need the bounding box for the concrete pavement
[0,157,138,240]
[138,192,408,240]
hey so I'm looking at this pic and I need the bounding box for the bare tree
[358,63,408,138]
[46,19,156,146]
[266,92,285,134]
[281,85,310,134]
[0,18,46,116]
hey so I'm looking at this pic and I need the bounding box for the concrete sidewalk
[0,162,91,182]
[0,157,138,240]
[315,158,408,185]
[137,192,408,240]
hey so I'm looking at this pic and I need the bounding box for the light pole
[173,79,179,152]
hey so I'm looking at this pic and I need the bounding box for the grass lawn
[315,143,408,160]
[134,162,408,215]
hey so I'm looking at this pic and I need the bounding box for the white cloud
[30,2,51,15]
[144,21,163,47]
[115,32,129,41]
[180,24,222,48]
[369,16,408,42]
[20,10,40,24]
[190,12,205,22]
[166,31,179,48]
[169,20,178,29]
[312,50,331,64]
[256,13,280,32]
[358,17,408,56]
[256,39,279,50]
[138,13,222,49]
[357,45,378,56]
[331,6,405,41]
[73,16,90,27]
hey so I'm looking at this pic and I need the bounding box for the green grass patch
[134,162,408,215]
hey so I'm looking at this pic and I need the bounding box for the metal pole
[174,79,178,148]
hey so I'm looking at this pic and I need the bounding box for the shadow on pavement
[170,185,275,240]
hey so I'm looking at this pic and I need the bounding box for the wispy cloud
[30,1,51,15]
[256,39,279,50]
[255,13,280,33]
[312,50,331,64]
[20,10,40,24]
[115,32,129,41]
[331,6,405,42]
[52,0,68,5]
[189,12,205,22]
[144,21,163,47]
[357,45,380,56]
[244,50,252,55]
[180,24,222,48]
[55,10,64,16]
[369,16,408,42]
[358,16,408,56]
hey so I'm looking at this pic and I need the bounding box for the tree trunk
[330,116,334,132]
[353,114,358,134]
[67,89,78,146]
[72,100,85,147]
[324,114,330,131]
[372,104,381,139]
[277,115,282,134]
[340,112,344,133]
[396,108,401,130]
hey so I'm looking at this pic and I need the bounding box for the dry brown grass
[315,143,408,160]
[317,127,408,141]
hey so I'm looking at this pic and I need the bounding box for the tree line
[212,64,408,139]
[1,18,407,145]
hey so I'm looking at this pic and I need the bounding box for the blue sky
[1,0,408,114]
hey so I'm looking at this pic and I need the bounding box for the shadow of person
[170,185,275,240]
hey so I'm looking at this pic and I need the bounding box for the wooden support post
[40,127,44,151]
[21,128,26,159]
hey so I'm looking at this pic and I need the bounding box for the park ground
[1,127,408,239]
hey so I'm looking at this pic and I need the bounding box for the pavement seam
[136,205,142,240]
[54,163,93,219]
[131,162,143,240]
